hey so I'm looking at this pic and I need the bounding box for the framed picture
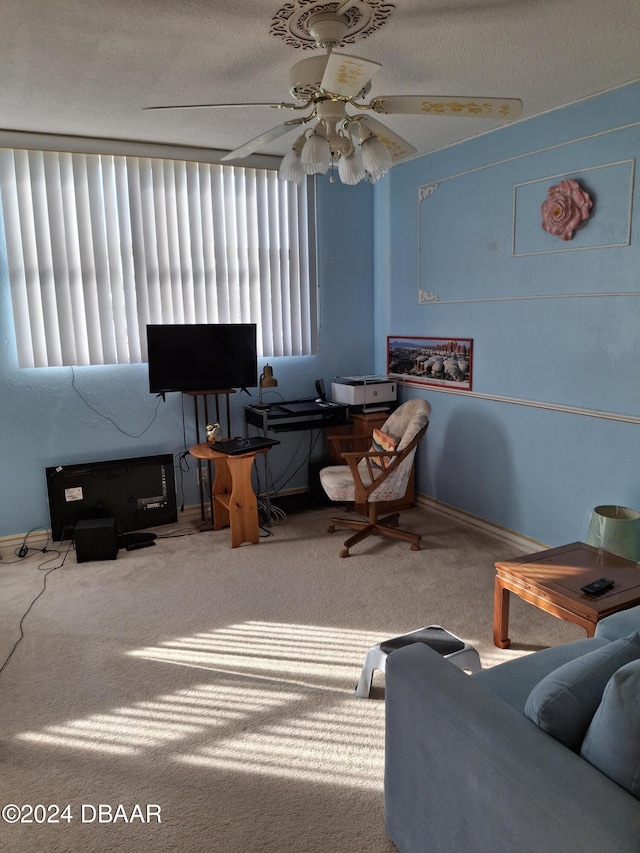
[387,337,473,391]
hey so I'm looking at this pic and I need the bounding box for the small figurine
[206,422,223,444]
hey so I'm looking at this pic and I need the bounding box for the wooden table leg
[211,456,232,532]
[493,575,511,648]
[191,443,263,548]
[225,455,259,548]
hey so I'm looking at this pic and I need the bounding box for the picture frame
[387,337,473,391]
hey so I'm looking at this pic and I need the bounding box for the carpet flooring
[0,505,584,852]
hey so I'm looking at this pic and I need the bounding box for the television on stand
[147,323,258,396]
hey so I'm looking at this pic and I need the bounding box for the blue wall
[0,177,374,538]
[2,82,639,547]
[375,81,640,546]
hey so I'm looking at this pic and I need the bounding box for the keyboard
[213,436,280,455]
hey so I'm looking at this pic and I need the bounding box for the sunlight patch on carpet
[15,682,310,756]
[174,696,385,791]
[14,623,388,791]
[127,620,397,689]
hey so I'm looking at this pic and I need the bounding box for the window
[0,148,317,368]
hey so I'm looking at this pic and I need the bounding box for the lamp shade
[279,148,304,184]
[360,133,392,182]
[586,505,640,562]
[260,364,277,389]
[301,131,331,175]
[337,147,365,185]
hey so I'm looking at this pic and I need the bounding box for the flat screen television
[46,453,177,542]
[147,323,258,394]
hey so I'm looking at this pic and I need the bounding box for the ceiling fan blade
[144,102,290,112]
[358,116,417,163]
[220,120,308,162]
[371,95,523,120]
[321,52,382,99]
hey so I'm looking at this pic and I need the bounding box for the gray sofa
[385,606,640,853]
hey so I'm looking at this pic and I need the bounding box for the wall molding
[418,118,640,304]
[512,159,635,257]
[418,118,640,191]
[415,290,640,306]
[415,493,548,554]
[397,381,640,425]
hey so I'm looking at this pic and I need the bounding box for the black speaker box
[74,517,118,563]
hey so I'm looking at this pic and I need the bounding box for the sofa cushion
[580,658,640,799]
[473,637,610,713]
[523,633,640,751]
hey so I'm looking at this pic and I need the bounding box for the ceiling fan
[145,0,522,186]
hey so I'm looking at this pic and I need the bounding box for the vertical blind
[0,148,317,368]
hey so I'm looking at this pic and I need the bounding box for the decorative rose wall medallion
[541,179,593,241]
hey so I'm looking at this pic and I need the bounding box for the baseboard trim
[415,494,548,554]
[0,495,546,560]
[0,506,205,561]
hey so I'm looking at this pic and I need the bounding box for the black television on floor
[147,323,258,394]
[46,453,177,542]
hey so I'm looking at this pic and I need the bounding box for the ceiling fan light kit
[337,145,365,185]
[301,129,333,174]
[359,128,392,181]
[279,136,307,185]
[146,1,523,188]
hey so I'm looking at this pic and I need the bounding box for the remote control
[126,540,156,551]
[580,577,614,595]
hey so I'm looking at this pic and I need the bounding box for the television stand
[183,390,236,525]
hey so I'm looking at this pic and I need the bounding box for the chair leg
[377,522,421,551]
[344,523,377,550]
[328,516,369,534]
[329,503,421,555]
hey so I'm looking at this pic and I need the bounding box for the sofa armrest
[385,643,640,853]
[595,603,640,641]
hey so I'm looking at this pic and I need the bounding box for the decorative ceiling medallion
[270,1,395,50]
[541,179,593,241]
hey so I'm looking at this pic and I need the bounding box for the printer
[331,375,397,408]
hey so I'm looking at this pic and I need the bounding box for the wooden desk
[189,443,272,548]
[494,541,640,648]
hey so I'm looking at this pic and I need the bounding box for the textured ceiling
[2,0,640,164]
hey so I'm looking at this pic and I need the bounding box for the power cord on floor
[0,528,75,677]
[0,527,51,564]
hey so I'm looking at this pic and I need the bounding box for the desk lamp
[258,364,278,406]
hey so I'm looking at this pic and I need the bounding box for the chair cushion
[319,398,431,504]
[380,399,431,452]
[580,658,640,798]
[523,633,640,750]
[370,428,398,468]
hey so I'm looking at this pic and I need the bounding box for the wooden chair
[319,399,431,557]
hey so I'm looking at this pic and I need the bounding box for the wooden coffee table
[494,541,640,648]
